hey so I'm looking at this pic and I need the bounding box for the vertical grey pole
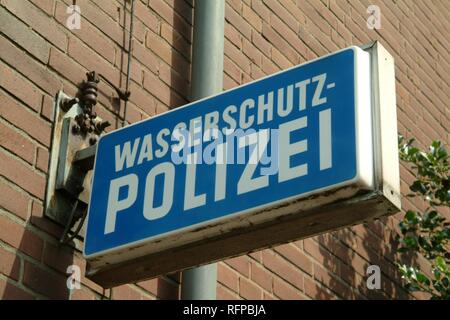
[181,0,224,300]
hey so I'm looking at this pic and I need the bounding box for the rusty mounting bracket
[45,89,100,244]
[46,70,128,244]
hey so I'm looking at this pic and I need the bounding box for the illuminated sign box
[84,44,400,288]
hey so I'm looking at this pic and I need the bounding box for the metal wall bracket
[45,91,99,243]
[45,71,128,243]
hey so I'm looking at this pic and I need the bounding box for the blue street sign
[84,46,373,258]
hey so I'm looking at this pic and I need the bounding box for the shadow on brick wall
[169,0,193,108]
[315,216,415,300]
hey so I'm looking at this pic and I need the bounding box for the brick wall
[0,0,448,300]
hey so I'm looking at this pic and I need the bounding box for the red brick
[154,278,179,300]
[0,7,50,63]
[112,284,142,300]
[0,93,52,147]
[298,27,327,58]
[132,40,159,76]
[0,247,21,281]
[0,150,46,199]
[29,200,64,240]
[80,273,106,296]
[223,73,239,91]
[225,3,252,41]
[217,284,238,300]
[40,95,54,122]
[0,182,29,220]
[36,147,49,173]
[164,0,193,26]
[224,56,242,83]
[3,0,67,51]
[262,250,303,290]
[158,62,190,99]
[271,48,293,70]
[263,292,276,300]
[228,0,242,12]
[0,278,34,300]
[309,0,339,31]
[59,0,123,45]
[48,47,86,87]
[145,32,190,81]
[67,37,120,87]
[160,22,191,60]
[301,1,333,36]
[242,3,262,32]
[29,0,55,16]
[134,0,159,33]
[264,0,299,32]
[225,22,242,49]
[242,39,262,65]
[304,276,334,300]
[262,24,299,65]
[128,83,157,116]
[313,264,354,299]
[262,56,279,75]
[250,262,272,292]
[143,71,172,106]
[124,102,143,124]
[42,242,75,274]
[54,2,114,63]
[251,0,270,21]
[225,256,250,278]
[71,288,96,300]
[148,0,191,41]
[273,277,304,300]
[225,39,251,75]
[274,243,313,275]
[0,215,44,260]
[304,238,339,275]
[239,277,262,300]
[218,263,239,292]
[251,30,271,58]
[0,121,35,164]
[316,233,351,263]
[23,261,69,299]
[0,62,42,112]
[136,278,158,296]
[249,251,262,263]
[94,0,120,22]
[0,35,61,95]
[279,0,306,25]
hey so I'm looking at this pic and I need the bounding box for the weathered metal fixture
[45,71,130,244]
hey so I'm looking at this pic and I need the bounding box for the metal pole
[181,0,224,300]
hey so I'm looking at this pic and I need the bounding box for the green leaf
[435,256,447,272]
[405,210,418,222]
[433,268,442,281]
[416,272,430,286]
[442,277,449,288]
[402,235,418,248]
